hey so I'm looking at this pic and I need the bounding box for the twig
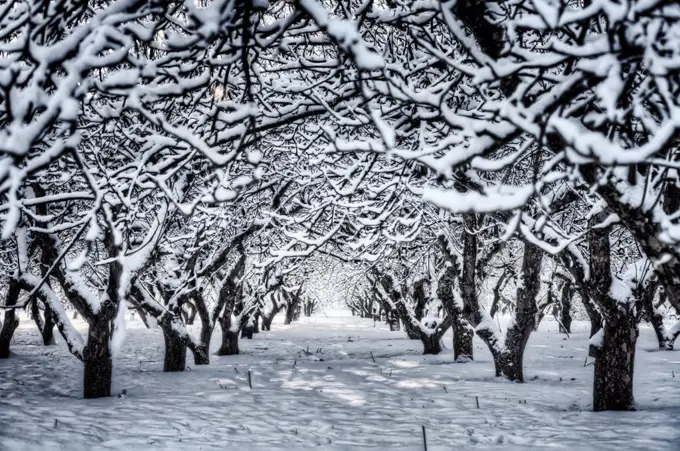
[248,370,252,389]
[476,396,480,408]
[422,425,427,451]
[370,351,376,363]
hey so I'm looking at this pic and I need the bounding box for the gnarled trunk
[32,298,56,346]
[218,329,240,355]
[217,308,239,356]
[193,303,212,365]
[252,311,260,334]
[453,320,474,362]
[422,335,443,355]
[387,311,400,331]
[185,303,197,325]
[0,281,21,358]
[163,331,187,372]
[491,349,524,381]
[558,282,573,334]
[242,324,254,339]
[587,213,639,411]
[593,315,638,411]
[404,319,420,339]
[192,344,210,365]
[437,236,474,362]
[283,304,293,325]
[261,314,273,331]
[83,320,113,399]
[41,310,56,346]
[490,242,542,382]
[644,287,679,350]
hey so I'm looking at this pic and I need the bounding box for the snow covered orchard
[1,0,680,427]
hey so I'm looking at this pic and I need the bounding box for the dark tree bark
[374,271,451,355]
[193,301,212,365]
[163,331,187,372]
[284,285,303,325]
[593,314,638,411]
[215,258,247,356]
[0,280,21,358]
[403,279,427,340]
[81,228,128,399]
[558,280,573,334]
[40,303,56,345]
[588,215,638,411]
[387,310,400,331]
[184,303,197,325]
[643,284,679,350]
[403,319,420,339]
[559,251,601,355]
[83,319,114,399]
[490,242,542,382]
[436,250,474,362]
[218,329,240,355]
[261,314,274,331]
[442,215,542,381]
[31,254,57,346]
[452,321,474,362]
[36,234,56,345]
[284,303,295,325]
[241,323,254,339]
[252,311,260,334]
[303,299,316,317]
[422,335,443,355]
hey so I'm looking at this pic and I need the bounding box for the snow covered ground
[1,310,679,450]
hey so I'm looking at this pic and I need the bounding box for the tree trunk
[644,287,679,350]
[422,335,443,355]
[649,313,679,351]
[588,316,602,358]
[487,242,542,382]
[163,332,187,372]
[284,304,295,325]
[217,329,240,355]
[242,325,254,339]
[558,283,573,334]
[186,304,197,325]
[192,307,212,365]
[0,281,21,358]
[252,312,260,334]
[83,321,113,399]
[593,315,638,411]
[192,344,210,365]
[533,310,546,332]
[404,319,420,339]
[41,307,56,346]
[388,312,400,331]
[31,298,56,346]
[261,315,273,331]
[453,320,474,362]
[436,238,475,363]
[492,349,525,382]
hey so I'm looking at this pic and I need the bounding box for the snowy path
[1,311,679,450]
